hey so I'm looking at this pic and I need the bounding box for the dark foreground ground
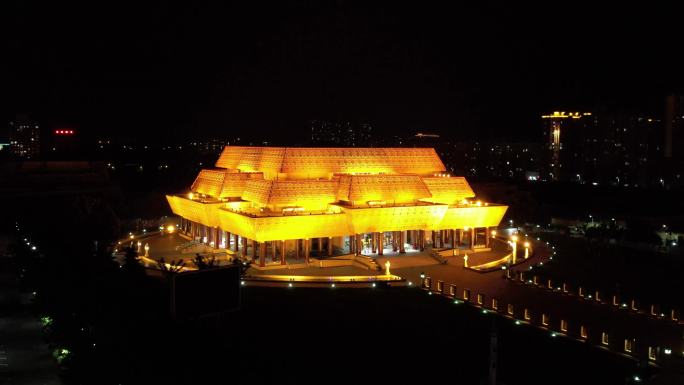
[74,285,649,385]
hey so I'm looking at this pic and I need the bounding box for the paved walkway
[394,241,684,362]
[0,269,62,385]
[247,265,379,277]
[374,252,439,269]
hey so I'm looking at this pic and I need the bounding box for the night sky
[7,1,684,143]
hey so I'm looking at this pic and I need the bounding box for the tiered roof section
[336,174,431,204]
[242,180,338,210]
[215,146,446,179]
[420,177,475,204]
[191,169,263,199]
[187,146,477,209]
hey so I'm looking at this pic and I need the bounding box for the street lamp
[510,235,518,263]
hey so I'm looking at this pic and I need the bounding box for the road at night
[392,242,684,365]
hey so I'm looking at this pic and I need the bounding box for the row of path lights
[421,271,675,376]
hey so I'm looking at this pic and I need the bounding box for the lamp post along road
[510,235,518,263]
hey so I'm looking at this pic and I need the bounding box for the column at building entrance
[377,232,384,255]
[258,242,266,267]
[281,240,286,265]
[399,231,406,253]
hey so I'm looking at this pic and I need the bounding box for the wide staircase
[354,254,382,271]
[427,248,449,265]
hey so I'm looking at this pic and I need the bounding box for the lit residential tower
[166,146,507,266]
[541,111,593,181]
[8,115,41,159]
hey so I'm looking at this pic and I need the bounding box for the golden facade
[167,146,507,265]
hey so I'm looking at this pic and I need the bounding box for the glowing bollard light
[463,254,469,268]
[524,241,530,259]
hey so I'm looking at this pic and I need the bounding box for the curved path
[392,240,684,367]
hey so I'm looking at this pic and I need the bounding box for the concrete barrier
[423,277,431,290]
[533,275,538,285]
[463,288,471,302]
[671,309,679,322]
[542,313,549,326]
[580,325,588,339]
[476,293,484,305]
[491,298,498,310]
[624,338,634,353]
[650,304,659,317]
[631,299,639,312]
[449,284,457,297]
[507,304,514,316]
[562,283,568,293]
[560,319,568,332]
[578,287,584,297]
[524,308,531,321]
[601,332,609,346]
[436,280,444,293]
[547,279,553,289]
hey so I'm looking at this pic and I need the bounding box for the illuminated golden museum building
[166,146,507,267]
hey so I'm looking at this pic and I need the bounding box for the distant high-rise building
[0,125,9,153]
[541,111,594,181]
[8,115,41,159]
[310,120,373,147]
[664,94,684,160]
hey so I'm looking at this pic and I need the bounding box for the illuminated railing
[367,200,386,207]
[468,253,512,271]
[243,274,403,283]
[282,206,305,214]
